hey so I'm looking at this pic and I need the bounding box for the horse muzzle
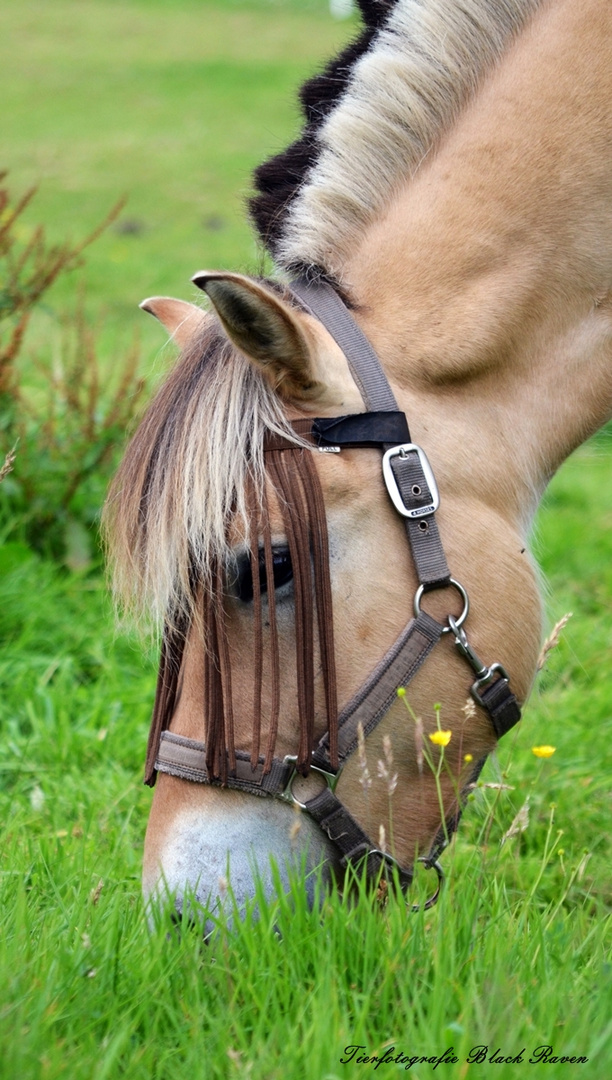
[142,781,343,931]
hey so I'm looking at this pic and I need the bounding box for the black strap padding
[312,411,410,448]
[478,677,522,739]
[304,787,413,889]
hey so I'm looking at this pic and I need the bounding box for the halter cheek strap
[151,278,521,903]
[288,277,521,739]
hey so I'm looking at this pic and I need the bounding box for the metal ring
[280,757,339,809]
[413,578,470,632]
[410,858,445,912]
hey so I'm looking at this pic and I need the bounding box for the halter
[150,279,521,907]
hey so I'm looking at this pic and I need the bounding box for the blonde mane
[253,0,544,281]
[103,313,302,629]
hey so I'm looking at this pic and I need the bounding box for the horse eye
[268,547,294,594]
[229,547,293,603]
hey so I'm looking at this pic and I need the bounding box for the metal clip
[410,857,445,912]
[361,850,443,909]
[448,615,509,701]
[382,443,440,519]
[279,756,339,809]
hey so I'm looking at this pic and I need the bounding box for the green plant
[0,175,148,563]
[0,172,120,393]
[3,297,148,565]
[0,445,15,484]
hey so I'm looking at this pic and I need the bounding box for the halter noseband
[150,279,522,906]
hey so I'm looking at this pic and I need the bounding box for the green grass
[0,0,356,354]
[1,0,611,1077]
[0,444,610,1080]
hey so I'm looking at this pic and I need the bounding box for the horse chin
[142,790,342,934]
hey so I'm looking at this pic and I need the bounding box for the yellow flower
[531,745,556,759]
[396,687,406,699]
[429,730,452,747]
[464,753,473,763]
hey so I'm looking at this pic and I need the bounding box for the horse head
[104,0,612,925]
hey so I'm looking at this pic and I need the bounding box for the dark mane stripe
[249,0,398,259]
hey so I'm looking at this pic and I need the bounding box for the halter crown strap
[289,278,399,413]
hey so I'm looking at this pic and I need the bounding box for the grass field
[1,1,611,1078]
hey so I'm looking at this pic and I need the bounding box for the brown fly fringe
[202,565,236,783]
[215,560,236,774]
[202,585,221,780]
[246,472,264,768]
[300,448,339,769]
[144,614,189,786]
[264,438,338,774]
[261,525,281,773]
[145,432,337,786]
[267,448,315,772]
[244,470,285,775]
[257,484,281,773]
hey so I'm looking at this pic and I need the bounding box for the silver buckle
[279,756,339,809]
[382,443,440,519]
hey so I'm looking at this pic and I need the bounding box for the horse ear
[140,297,207,348]
[191,271,326,400]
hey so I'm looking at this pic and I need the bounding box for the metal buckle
[448,616,509,700]
[279,756,339,810]
[382,443,440,519]
[414,578,470,632]
[470,662,510,705]
[366,848,403,872]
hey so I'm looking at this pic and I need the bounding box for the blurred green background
[1,0,356,352]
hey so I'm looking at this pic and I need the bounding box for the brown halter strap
[147,278,522,901]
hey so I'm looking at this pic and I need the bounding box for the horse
[103,0,612,923]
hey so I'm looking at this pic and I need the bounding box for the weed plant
[0,172,122,394]
[0,177,149,564]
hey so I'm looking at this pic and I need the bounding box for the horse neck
[343,0,612,528]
